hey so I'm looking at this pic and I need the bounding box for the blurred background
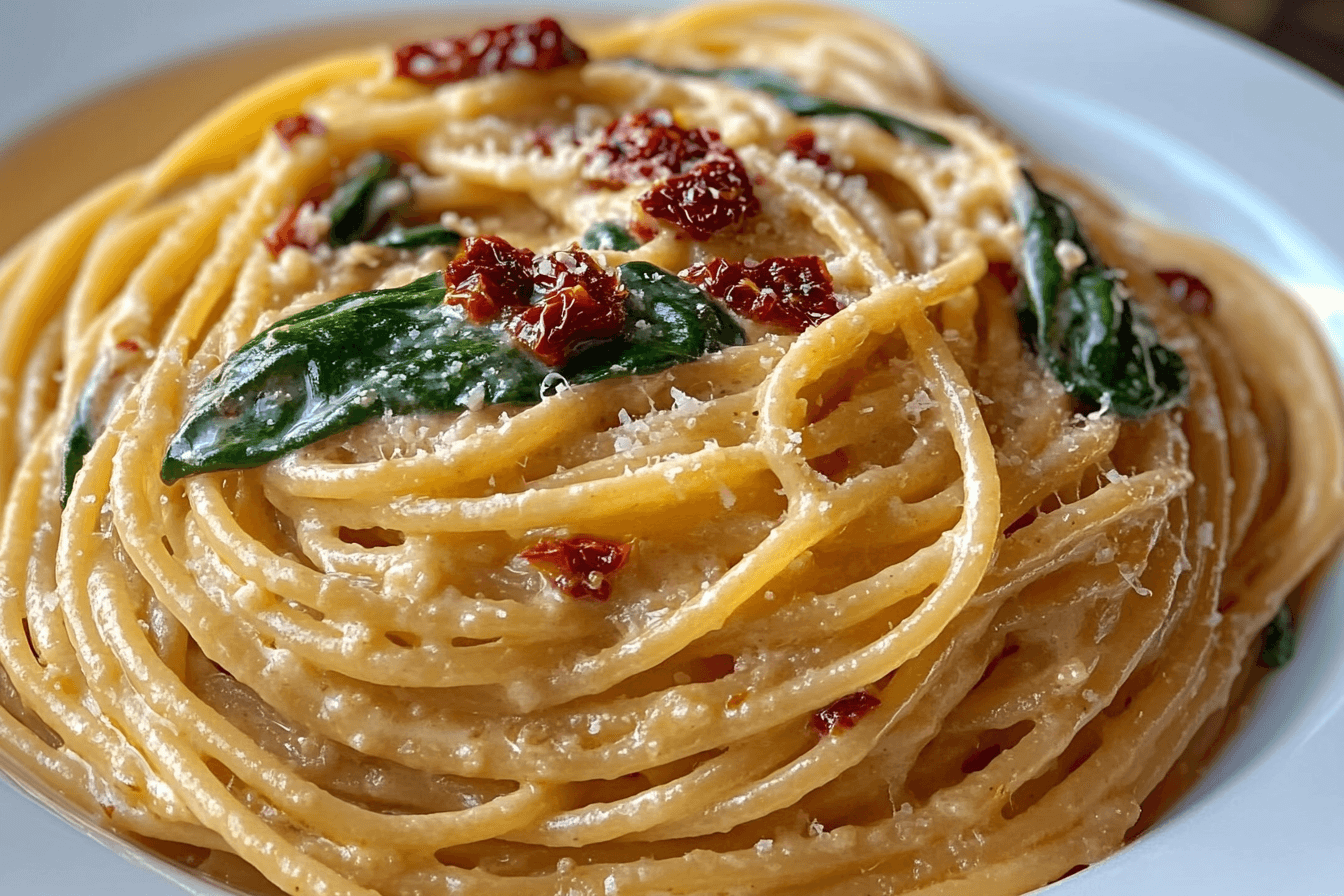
[1157,0,1344,86]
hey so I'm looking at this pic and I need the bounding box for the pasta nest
[0,3,1341,895]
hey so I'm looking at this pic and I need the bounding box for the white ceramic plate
[2,1,1342,894]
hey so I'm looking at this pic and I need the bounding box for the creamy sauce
[3,11,1342,896]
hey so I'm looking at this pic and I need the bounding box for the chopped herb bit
[61,386,98,507]
[266,153,452,257]
[61,341,147,505]
[1259,604,1296,668]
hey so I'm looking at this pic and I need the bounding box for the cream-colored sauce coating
[0,5,1342,896]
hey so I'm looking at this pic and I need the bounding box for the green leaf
[60,380,100,507]
[161,273,548,482]
[565,261,745,382]
[373,222,462,250]
[637,63,951,149]
[62,347,147,506]
[1259,604,1296,668]
[1012,169,1188,418]
[326,152,407,245]
[580,221,641,251]
[161,263,745,481]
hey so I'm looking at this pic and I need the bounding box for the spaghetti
[1,3,1342,895]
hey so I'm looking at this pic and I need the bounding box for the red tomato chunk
[640,155,760,240]
[273,113,326,147]
[1156,268,1215,315]
[628,220,658,244]
[986,260,1020,295]
[440,238,627,366]
[783,130,832,169]
[443,236,536,323]
[521,534,633,601]
[589,109,716,186]
[684,255,839,332]
[264,200,322,258]
[506,250,626,366]
[589,108,760,240]
[529,124,580,157]
[810,690,881,736]
[395,18,588,86]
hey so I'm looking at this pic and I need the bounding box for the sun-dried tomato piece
[529,124,580,157]
[640,153,760,241]
[684,255,838,332]
[264,200,323,258]
[986,260,1020,295]
[395,18,588,86]
[507,292,625,367]
[589,108,716,186]
[586,108,760,240]
[809,690,881,736]
[531,249,624,304]
[521,534,633,601]
[531,128,555,157]
[443,236,536,323]
[1155,268,1215,315]
[784,130,832,168]
[506,250,626,366]
[628,220,658,244]
[274,113,326,147]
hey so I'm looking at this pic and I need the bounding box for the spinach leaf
[581,221,641,251]
[326,152,406,245]
[637,63,950,149]
[374,222,461,250]
[61,344,148,506]
[324,155,458,250]
[60,379,100,507]
[565,261,745,382]
[161,273,548,482]
[161,263,745,481]
[1012,169,1188,418]
[1259,604,1296,668]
